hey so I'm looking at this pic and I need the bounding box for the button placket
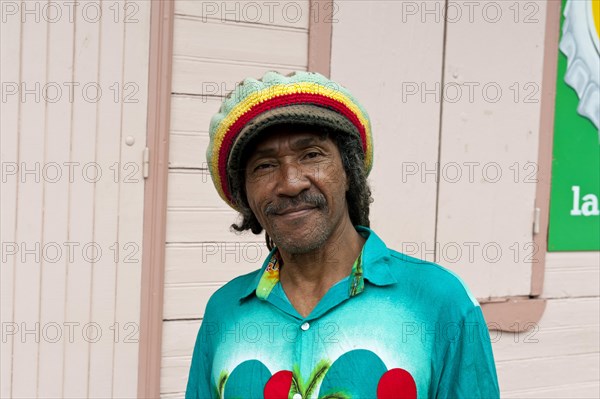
[295,318,316,398]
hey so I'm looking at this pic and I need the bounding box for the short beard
[263,191,331,254]
[269,208,331,255]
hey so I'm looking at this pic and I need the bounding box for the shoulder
[387,248,481,316]
[203,268,262,319]
[357,226,481,317]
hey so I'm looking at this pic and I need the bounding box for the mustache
[264,191,327,215]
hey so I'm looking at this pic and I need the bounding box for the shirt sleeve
[185,319,214,399]
[435,305,500,399]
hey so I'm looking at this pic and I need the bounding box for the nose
[275,161,311,197]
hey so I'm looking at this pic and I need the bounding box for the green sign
[548,0,600,251]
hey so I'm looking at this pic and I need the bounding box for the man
[186,71,500,399]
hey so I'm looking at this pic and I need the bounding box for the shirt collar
[239,226,397,302]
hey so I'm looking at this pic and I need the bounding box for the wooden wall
[0,1,150,397]
[4,1,596,398]
[161,0,599,397]
[496,252,599,397]
[42,0,592,397]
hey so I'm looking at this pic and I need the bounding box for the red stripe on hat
[217,93,368,202]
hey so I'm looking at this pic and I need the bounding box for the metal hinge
[533,207,540,234]
[143,147,150,179]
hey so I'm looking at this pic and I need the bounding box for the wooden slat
[163,241,270,321]
[168,95,217,169]
[161,356,192,397]
[171,56,300,95]
[536,297,600,328]
[167,170,224,209]
[159,321,192,399]
[436,1,547,298]
[492,325,599,362]
[169,133,208,169]
[164,283,228,320]
[544,252,600,298]
[170,95,219,133]
[112,2,151,398]
[0,2,20,396]
[503,381,600,398]
[162,392,186,399]
[175,0,309,29]
[545,266,600,299]
[162,320,201,358]
[36,3,75,397]
[172,16,307,66]
[61,2,100,396]
[166,209,264,243]
[496,352,599,392]
[165,243,266,284]
[0,0,21,398]
[10,1,47,396]
[86,1,126,396]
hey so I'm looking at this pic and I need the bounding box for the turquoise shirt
[186,226,500,399]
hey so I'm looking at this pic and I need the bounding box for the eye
[254,162,274,171]
[304,151,322,160]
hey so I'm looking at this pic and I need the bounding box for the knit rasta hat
[206,71,373,211]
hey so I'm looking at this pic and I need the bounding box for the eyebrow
[250,136,325,159]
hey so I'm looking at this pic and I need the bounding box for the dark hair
[229,127,373,250]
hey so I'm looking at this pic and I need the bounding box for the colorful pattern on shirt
[256,250,282,300]
[255,248,365,301]
[186,226,500,399]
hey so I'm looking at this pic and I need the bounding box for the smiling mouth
[274,207,318,217]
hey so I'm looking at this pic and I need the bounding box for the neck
[277,218,366,312]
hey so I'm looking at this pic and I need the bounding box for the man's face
[244,127,349,254]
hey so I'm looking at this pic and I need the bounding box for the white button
[300,322,310,331]
[292,394,302,399]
